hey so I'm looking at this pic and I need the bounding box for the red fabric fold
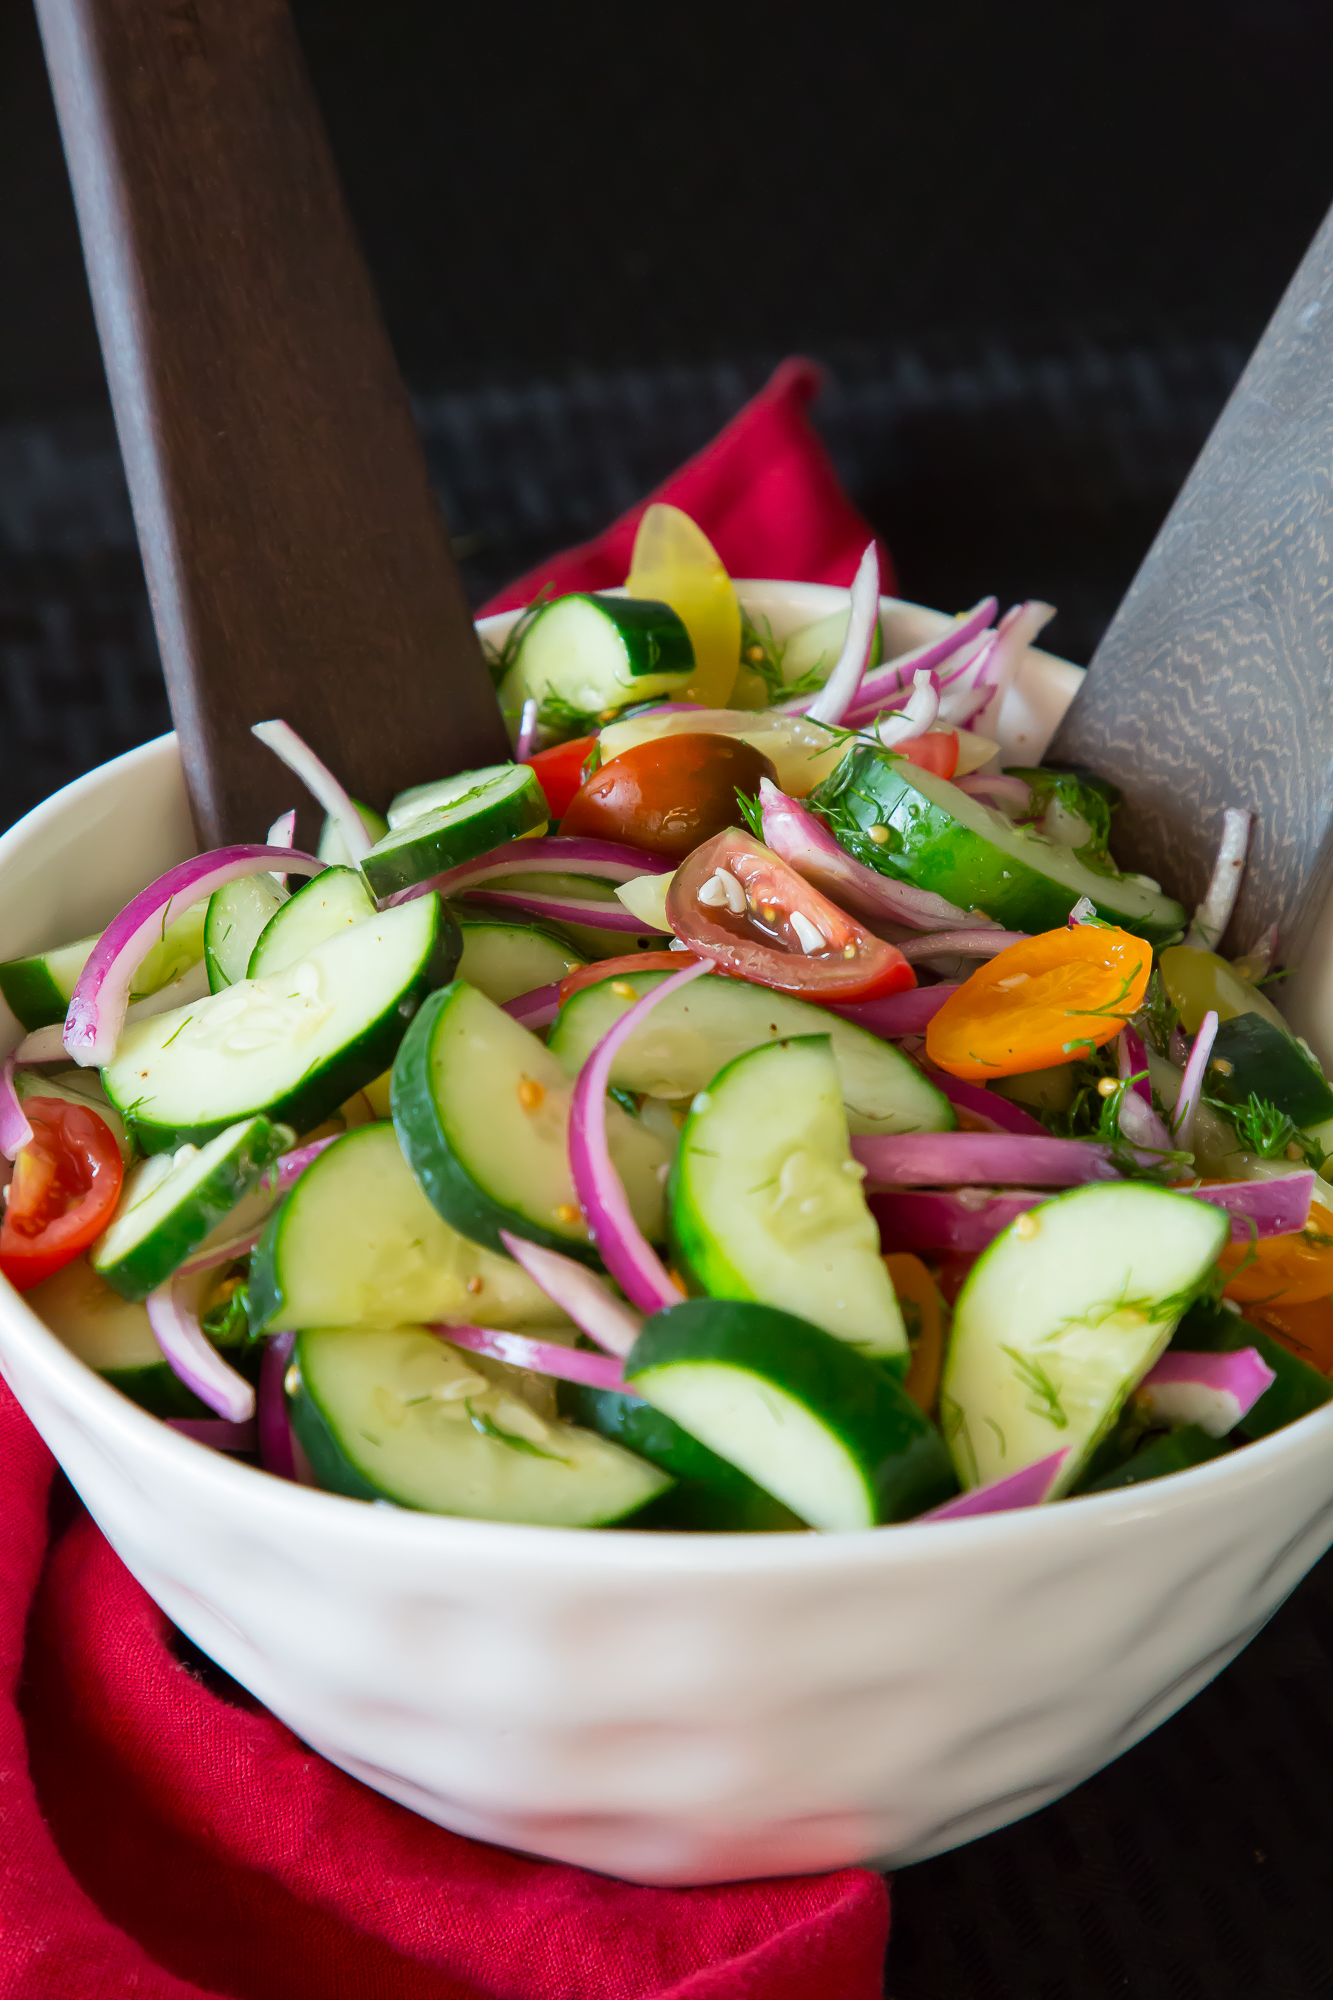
[480,359,895,615]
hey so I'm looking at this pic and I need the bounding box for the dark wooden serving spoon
[34,0,509,852]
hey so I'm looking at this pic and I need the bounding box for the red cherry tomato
[0,1097,124,1293]
[560,733,778,861]
[899,731,959,779]
[557,950,699,1007]
[524,735,600,819]
[667,830,916,1002]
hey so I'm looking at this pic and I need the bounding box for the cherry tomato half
[924,925,1151,1081]
[898,730,959,779]
[560,733,778,861]
[557,950,696,1007]
[0,1097,124,1293]
[1217,1199,1333,1307]
[667,829,915,1002]
[523,735,600,819]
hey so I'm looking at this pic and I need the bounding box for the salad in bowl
[3,505,1330,1539]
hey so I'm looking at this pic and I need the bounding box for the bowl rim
[3,589,1331,1575]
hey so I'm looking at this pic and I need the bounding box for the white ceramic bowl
[3,583,1332,1889]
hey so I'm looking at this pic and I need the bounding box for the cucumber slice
[248,1120,569,1333]
[625,1298,956,1530]
[318,799,388,867]
[27,1256,217,1417]
[497,592,694,722]
[391,980,670,1263]
[455,917,583,1005]
[1173,1296,1333,1439]
[548,966,954,1136]
[1080,1425,1231,1493]
[205,874,287,991]
[0,899,209,1030]
[941,1181,1229,1497]
[1206,1013,1333,1130]
[288,1324,670,1525]
[247,866,377,979]
[560,1381,802,1530]
[466,871,659,961]
[669,1035,908,1362]
[92,1115,287,1301]
[104,895,459,1153]
[361,764,548,899]
[778,605,883,690]
[809,744,1186,943]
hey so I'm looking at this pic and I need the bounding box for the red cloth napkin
[0,364,895,1997]
[481,358,894,614]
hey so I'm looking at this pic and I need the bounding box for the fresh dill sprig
[734,787,764,839]
[482,583,553,690]
[1203,1090,1323,1170]
[1132,971,1180,1060]
[737,608,828,702]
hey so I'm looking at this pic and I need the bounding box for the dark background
[6,4,1333,1994]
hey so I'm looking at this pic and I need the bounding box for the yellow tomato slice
[1219,1199,1333,1306]
[626,504,741,708]
[924,925,1152,1081]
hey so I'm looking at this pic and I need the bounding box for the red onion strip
[386,835,675,907]
[166,1418,259,1452]
[1171,1009,1218,1152]
[875,671,939,747]
[1135,1348,1275,1437]
[898,929,1027,963]
[568,959,709,1312]
[955,774,1032,814]
[1191,1171,1314,1240]
[515,697,539,764]
[928,1073,1050,1137]
[758,779,983,933]
[0,1055,32,1160]
[1117,1025,1155,1109]
[801,543,881,727]
[1185,808,1252,953]
[498,1228,643,1357]
[258,1330,298,1478]
[468,890,668,933]
[176,1226,264,1277]
[969,601,1056,735]
[870,1188,1043,1254]
[266,809,297,850]
[434,1323,630,1392]
[853,1131,1119,1187]
[62,845,323,1067]
[251,720,371,865]
[146,1270,255,1423]
[833,598,998,726]
[502,983,562,1031]
[826,983,961,1036]
[918,1449,1068,1520]
[261,1134,340,1198]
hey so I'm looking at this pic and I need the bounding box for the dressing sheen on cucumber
[670,1035,909,1362]
[548,966,953,1136]
[361,764,548,899]
[205,874,287,991]
[810,744,1185,943]
[941,1182,1229,1497]
[288,1325,670,1526]
[248,866,376,978]
[455,917,583,1004]
[626,1299,956,1531]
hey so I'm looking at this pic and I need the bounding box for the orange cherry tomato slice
[924,924,1152,1081]
[1251,1295,1333,1374]
[560,733,778,862]
[668,829,915,1002]
[885,1252,947,1413]
[898,731,960,779]
[523,735,600,819]
[1217,1199,1333,1307]
[0,1097,124,1293]
[557,950,696,1007]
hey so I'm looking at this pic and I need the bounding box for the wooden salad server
[1049,203,1333,974]
[34,0,509,850]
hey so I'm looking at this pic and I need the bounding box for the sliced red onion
[1169,1026,1190,1068]
[434,1322,631,1393]
[1191,1170,1314,1240]
[1135,1348,1275,1437]
[469,890,668,933]
[758,779,983,933]
[929,1073,1050,1137]
[1184,808,1252,953]
[1117,1085,1175,1156]
[1117,1026,1154,1109]
[955,773,1032,815]
[875,670,939,748]
[969,601,1056,736]
[14,963,212,1065]
[801,543,881,727]
[1067,896,1098,928]
[870,1187,1043,1254]
[515,697,539,764]
[0,1055,32,1161]
[498,1228,643,1357]
[146,1270,256,1423]
[853,1131,1119,1187]
[62,844,322,1067]
[251,720,371,866]
[832,598,998,727]
[826,983,961,1036]
[1171,1009,1218,1152]
[166,1417,259,1452]
[386,836,675,910]
[261,1133,340,1198]
[569,960,709,1312]
[898,929,1027,963]
[936,678,1000,730]
[258,1330,298,1478]
[502,983,562,1031]
[917,1449,1069,1520]
[266,809,297,849]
